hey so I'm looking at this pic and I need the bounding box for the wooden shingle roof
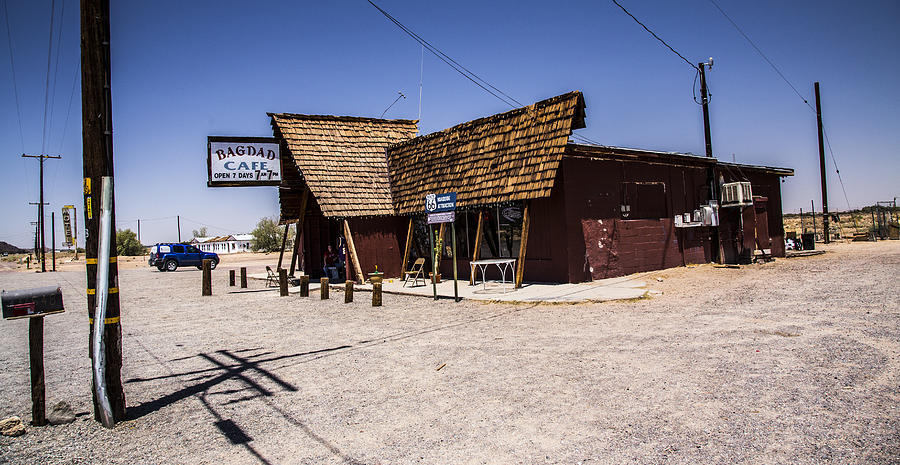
[270,114,418,218]
[386,91,586,215]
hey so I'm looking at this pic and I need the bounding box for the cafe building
[271,91,792,284]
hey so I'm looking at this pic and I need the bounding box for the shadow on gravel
[125,345,350,419]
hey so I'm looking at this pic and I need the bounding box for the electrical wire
[47,0,66,141]
[40,0,57,154]
[611,0,698,71]
[57,61,79,152]
[367,0,523,109]
[707,0,814,111]
[707,0,854,209]
[2,0,25,152]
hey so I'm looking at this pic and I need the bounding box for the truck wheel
[165,260,178,271]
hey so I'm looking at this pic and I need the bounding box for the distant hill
[0,241,28,254]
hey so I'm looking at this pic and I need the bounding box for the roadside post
[202,259,212,296]
[2,286,66,426]
[425,192,458,302]
[229,269,235,287]
[240,267,247,288]
[279,269,288,296]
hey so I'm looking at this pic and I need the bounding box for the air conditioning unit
[721,181,752,207]
[700,205,718,226]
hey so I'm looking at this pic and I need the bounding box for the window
[173,245,185,253]
[159,245,171,253]
[187,246,200,253]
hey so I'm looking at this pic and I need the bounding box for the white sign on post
[207,136,282,187]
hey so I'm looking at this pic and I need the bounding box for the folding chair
[265,266,278,287]
[403,258,426,287]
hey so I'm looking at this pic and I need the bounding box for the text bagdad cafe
[207,136,282,187]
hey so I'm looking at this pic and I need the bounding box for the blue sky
[2,0,898,249]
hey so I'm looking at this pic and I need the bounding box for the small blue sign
[425,192,457,213]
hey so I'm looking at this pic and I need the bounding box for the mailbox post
[2,286,65,426]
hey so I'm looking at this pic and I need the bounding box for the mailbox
[1,286,65,320]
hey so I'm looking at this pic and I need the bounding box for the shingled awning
[270,114,418,220]
[386,91,586,215]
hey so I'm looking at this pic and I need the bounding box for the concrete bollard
[320,277,329,299]
[229,269,235,287]
[240,267,247,288]
[344,281,353,303]
[372,282,382,307]
[300,275,309,297]
[202,259,212,296]
[279,268,288,296]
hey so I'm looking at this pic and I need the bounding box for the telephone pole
[82,0,126,424]
[698,58,723,263]
[23,154,61,272]
[814,82,830,244]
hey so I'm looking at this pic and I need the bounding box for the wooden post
[320,277,329,299]
[343,220,363,284]
[81,0,125,422]
[372,282,382,307]
[470,210,484,285]
[276,222,290,271]
[202,259,212,296]
[229,269,235,286]
[29,317,47,426]
[279,268,288,296]
[299,275,309,297]
[344,281,353,303]
[240,267,247,288]
[400,217,414,278]
[515,203,530,288]
[289,189,309,276]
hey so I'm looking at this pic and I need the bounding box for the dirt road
[0,241,897,464]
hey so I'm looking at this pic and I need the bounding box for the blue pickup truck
[149,243,219,272]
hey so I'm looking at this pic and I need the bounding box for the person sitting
[323,245,339,282]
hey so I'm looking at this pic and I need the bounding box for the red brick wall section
[582,218,688,280]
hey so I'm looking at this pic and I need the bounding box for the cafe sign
[207,136,282,187]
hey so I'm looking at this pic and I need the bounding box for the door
[753,197,770,251]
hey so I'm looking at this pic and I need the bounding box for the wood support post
[229,269,235,287]
[82,0,125,422]
[279,268,288,296]
[470,210,484,285]
[344,281,353,303]
[515,203,530,288]
[240,267,247,288]
[343,220,363,284]
[320,277,329,299]
[202,259,212,296]
[276,222,290,271]
[400,217,414,278]
[29,317,46,426]
[299,275,309,297]
[372,282,382,307]
[289,189,310,276]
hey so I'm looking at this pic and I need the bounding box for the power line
[611,0,698,71]
[367,0,523,108]
[2,0,25,152]
[707,0,813,111]
[368,1,603,145]
[57,61,80,152]
[47,0,67,143]
[706,0,853,209]
[40,0,57,154]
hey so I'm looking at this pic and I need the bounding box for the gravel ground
[0,241,898,464]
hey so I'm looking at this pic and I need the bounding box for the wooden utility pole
[28,202,49,270]
[814,82,830,243]
[51,212,56,271]
[23,154,60,272]
[81,0,126,422]
[177,215,181,242]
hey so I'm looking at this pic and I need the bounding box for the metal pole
[51,212,56,271]
[137,219,140,244]
[428,223,436,300]
[73,205,78,260]
[91,176,115,428]
[815,82,830,243]
[451,220,459,302]
[812,200,817,240]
